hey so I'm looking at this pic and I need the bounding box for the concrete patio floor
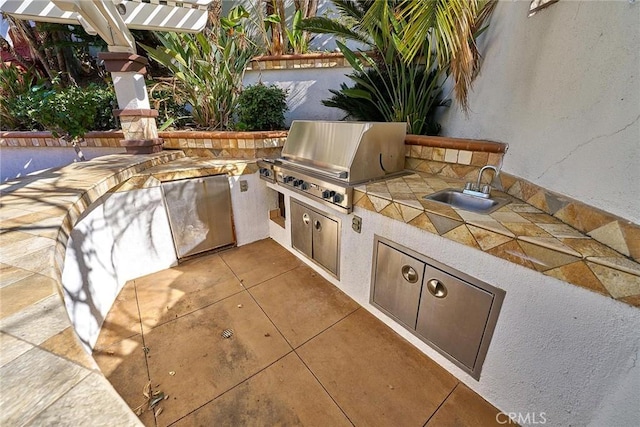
[94,238,501,426]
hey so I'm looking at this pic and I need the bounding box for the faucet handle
[482,184,491,194]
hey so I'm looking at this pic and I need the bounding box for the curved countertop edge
[0,152,184,426]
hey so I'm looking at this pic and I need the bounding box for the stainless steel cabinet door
[290,198,340,277]
[291,199,313,258]
[311,213,339,276]
[162,175,235,259]
[372,242,425,329]
[416,267,494,370]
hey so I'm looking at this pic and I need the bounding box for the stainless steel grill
[258,121,407,213]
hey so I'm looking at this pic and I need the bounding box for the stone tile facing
[356,171,640,309]
[24,372,142,427]
[0,347,89,426]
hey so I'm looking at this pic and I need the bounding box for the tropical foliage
[361,0,497,111]
[323,66,445,135]
[299,1,443,134]
[254,0,318,55]
[0,64,43,129]
[140,6,259,129]
[301,0,497,129]
[2,17,107,86]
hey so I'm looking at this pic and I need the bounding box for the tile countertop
[353,172,640,309]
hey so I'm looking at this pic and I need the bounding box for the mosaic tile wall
[0,131,123,147]
[404,135,639,263]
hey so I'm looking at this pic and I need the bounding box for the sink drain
[221,329,234,339]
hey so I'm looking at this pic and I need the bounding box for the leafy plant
[323,65,446,135]
[302,0,496,115]
[361,0,497,111]
[236,83,288,131]
[6,82,116,139]
[0,64,46,130]
[140,6,259,130]
[300,1,447,134]
[148,84,191,130]
[250,0,318,55]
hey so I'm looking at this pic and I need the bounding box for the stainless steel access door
[161,175,235,259]
[372,242,425,329]
[290,198,340,277]
[415,267,494,370]
[291,199,313,258]
[312,212,339,275]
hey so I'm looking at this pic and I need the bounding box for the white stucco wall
[61,188,178,351]
[438,0,640,224]
[229,173,278,246]
[61,172,274,350]
[243,66,353,127]
[268,185,640,426]
[0,147,126,182]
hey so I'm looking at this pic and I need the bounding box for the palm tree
[362,0,497,111]
[299,0,390,53]
[300,1,448,135]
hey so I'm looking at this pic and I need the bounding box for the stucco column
[98,52,163,154]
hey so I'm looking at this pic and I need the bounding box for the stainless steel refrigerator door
[162,175,235,258]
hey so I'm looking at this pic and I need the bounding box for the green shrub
[7,83,116,139]
[236,83,288,131]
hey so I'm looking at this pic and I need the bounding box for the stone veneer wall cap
[97,52,148,74]
[158,130,288,139]
[251,52,346,62]
[405,135,508,154]
[113,109,159,118]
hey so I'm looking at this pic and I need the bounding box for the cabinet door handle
[401,265,419,283]
[427,279,447,298]
[302,213,310,225]
[314,220,322,231]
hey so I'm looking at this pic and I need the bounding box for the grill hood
[281,121,407,184]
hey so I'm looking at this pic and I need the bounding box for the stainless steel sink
[423,189,510,214]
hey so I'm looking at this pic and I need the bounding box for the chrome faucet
[463,165,500,199]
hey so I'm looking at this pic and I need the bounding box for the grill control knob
[293,179,303,187]
[283,176,294,184]
[322,190,336,199]
[259,168,271,177]
[333,193,344,203]
[300,182,309,190]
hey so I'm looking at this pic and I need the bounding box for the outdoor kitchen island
[1,144,639,425]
